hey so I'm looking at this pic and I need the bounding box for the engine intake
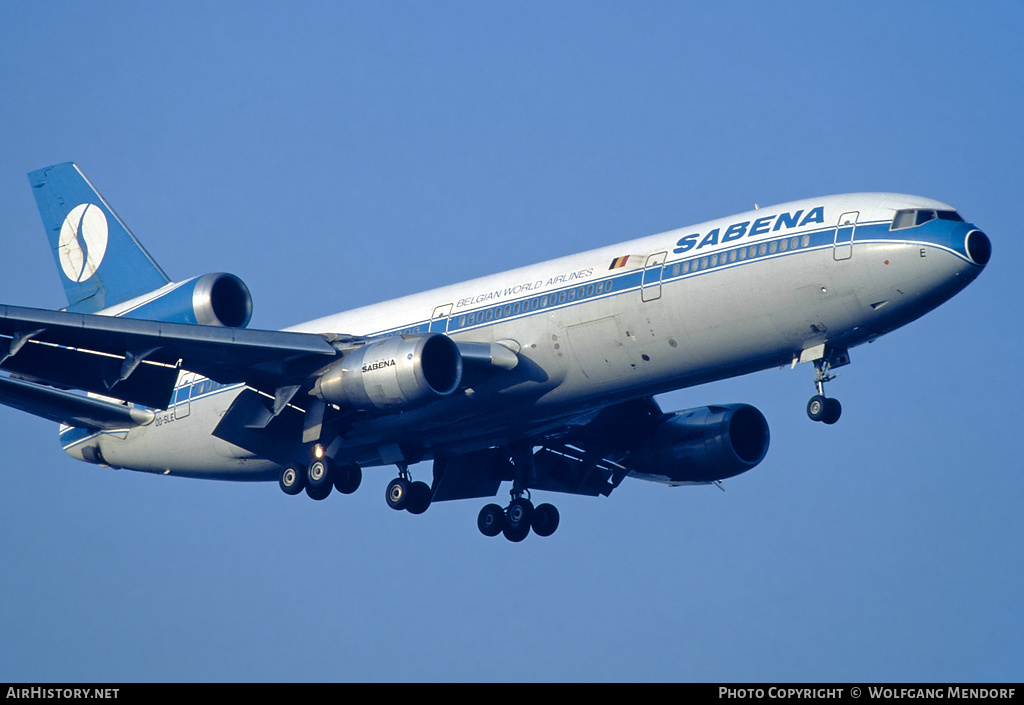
[314,333,462,411]
[630,403,770,483]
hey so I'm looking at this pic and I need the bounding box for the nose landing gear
[806,355,844,425]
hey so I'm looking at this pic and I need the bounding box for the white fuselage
[61,193,986,480]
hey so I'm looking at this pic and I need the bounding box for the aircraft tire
[405,481,432,515]
[307,457,334,491]
[507,497,534,530]
[305,481,332,501]
[822,398,842,425]
[502,522,530,542]
[477,504,505,537]
[806,395,827,422]
[386,477,411,511]
[279,463,306,495]
[333,464,362,494]
[532,503,560,537]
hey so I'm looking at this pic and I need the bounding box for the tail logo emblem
[58,203,108,282]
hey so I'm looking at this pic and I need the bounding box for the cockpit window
[891,208,965,230]
[892,209,916,230]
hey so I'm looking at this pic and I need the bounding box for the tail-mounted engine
[630,403,770,483]
[120,273,253,328]
[313,333,463,411]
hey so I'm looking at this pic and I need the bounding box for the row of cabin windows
[396,234,815,334]
[173,378,224,404]
[669,234,812,277]
[455,281,611,329]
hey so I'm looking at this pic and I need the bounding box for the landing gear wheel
[822,397,842,425]
[332,464,362,494]
[305,481,332,501]
[477,504,505,537]
[502,521,530,542]
[386,477,411,511]
[279,463,306,496]
[507,497,534,531]
[307,457,333,491]
[807,395,827,422]
[405,481,432,515]
[531,503,560,537]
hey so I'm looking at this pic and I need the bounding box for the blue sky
[0,1,1020,682]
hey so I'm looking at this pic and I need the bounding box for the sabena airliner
[0,163,990,541]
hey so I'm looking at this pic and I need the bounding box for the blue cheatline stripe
[369,218,974,339]
[59,426,102,449]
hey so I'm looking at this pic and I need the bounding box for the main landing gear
[806,357,842,425]
[477,492,560,542]
[278,449,362,501]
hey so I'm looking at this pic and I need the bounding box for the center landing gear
[477,492,560,541]
[806,357,843,425]
[385,465,433,515]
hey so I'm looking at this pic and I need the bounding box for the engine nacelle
[314,333,463,411]
[119,273,253,327]
[630,404,770,483]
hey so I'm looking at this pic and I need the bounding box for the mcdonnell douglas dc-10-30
[0,163,990,541]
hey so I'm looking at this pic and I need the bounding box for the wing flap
[0,374,154,429]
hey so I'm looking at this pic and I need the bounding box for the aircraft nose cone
[965,229,991,267]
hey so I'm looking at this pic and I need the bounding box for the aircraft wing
[0,374,156,429]
[0,303,340,409]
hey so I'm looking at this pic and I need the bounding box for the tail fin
[28,162,171,313]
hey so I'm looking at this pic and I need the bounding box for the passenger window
[801,235,810,248]
[758,243,767,256]
[729,250,737,262]
[769,241,778,254]
[710,254,718,267]
[779,239,788,252]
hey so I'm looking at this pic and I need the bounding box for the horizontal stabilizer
[0,375,154,429]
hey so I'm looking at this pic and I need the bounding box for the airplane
[0,163,991,541]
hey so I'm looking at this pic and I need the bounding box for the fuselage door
[430,304,453,333]
[641,252,667,302]
[833,211,859,261]
[173,372,194,418]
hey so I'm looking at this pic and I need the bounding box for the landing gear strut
[806,357,842,425]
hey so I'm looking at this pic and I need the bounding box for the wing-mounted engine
[518,399,769,498]
[629,403,770,484]
[313,333,463,411]
[117,273,253,328]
